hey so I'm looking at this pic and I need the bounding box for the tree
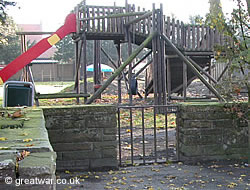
[54,35,75,64]
[0,16,20,64]
[210,0,249,101]
[189,15,204,25]
[206,0,226,30]
[0,0,16,24]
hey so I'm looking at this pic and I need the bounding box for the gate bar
[117,108,122,166]
[129,107,134,165]
[141,108,146,164]
[165,112,168,160]
[153,107,157,162]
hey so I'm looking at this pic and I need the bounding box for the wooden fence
[75,3,231,52]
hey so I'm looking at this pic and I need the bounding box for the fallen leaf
[151,168,160,172]
[25,144,34,147]
[12,110,24,118]
[130,184,137,188]
[23,138,33,143]
[19,133,28,136]
[0,137,7,141]
[108,170,114,175]
[104,186,112,189]
[0,147,10,150]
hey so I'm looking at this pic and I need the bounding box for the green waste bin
[3,81,34,107]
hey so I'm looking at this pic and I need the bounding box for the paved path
[57,161,249,190]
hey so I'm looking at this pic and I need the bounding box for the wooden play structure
[0,0,232,106]
[72,0,229,105]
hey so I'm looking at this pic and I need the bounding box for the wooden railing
[77,4,152,36]
[165,17,233,52]
[75,3,230,52]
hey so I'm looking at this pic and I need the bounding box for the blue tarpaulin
[86,64,114,72]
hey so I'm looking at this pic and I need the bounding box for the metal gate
[117,105,179,166]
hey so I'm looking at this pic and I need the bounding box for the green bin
[3,81,34,107]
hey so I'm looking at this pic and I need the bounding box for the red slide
[0,13,76,84]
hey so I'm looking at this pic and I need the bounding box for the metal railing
[117,105,178,166]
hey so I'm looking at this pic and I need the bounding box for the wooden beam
[134,59,153,78]
[187,57,217,83]
[16,32,53,35]
[86,31,157,104]
[217,62,230,82]
[81,11,148,21]
[183,61,187,101]
[162,33,225,101]
[116,43,122,103]
[100,47,117,69]
[123,50,152,76]
[35,93,90,99]
[172,76,197,94]
[124,11,152,27]
[101,46,130,93]
[166,58,171,102]
[82,33,88,103]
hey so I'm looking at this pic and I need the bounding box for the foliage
[189,15,204,25]
[54,35,75,64]
[0,16,20,64]
[205,0,226,30]
[0,0,16,24]
[206,0,249,101]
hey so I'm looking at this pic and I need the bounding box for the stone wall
[43,105,118,171]
[177,102,249,163]
[0,108,56,190]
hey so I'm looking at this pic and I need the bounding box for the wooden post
[82,33,88,103]
[176,20,180,47]
[160,4,166,106]
[167,58,171,102]
[75,40,80,104]
[93,40,102,99]
[206,26,210,51]
[86,32,157,104]
[181,21,185,48]
[183,62,187,101]
[127,32,133,104]
[172,18,175,44]
[197,25,200,50]
[192,25,195,50]
[94,40,101,85]
[116,42,122,104]
[166,17,171,38]
[187,25,191,50]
